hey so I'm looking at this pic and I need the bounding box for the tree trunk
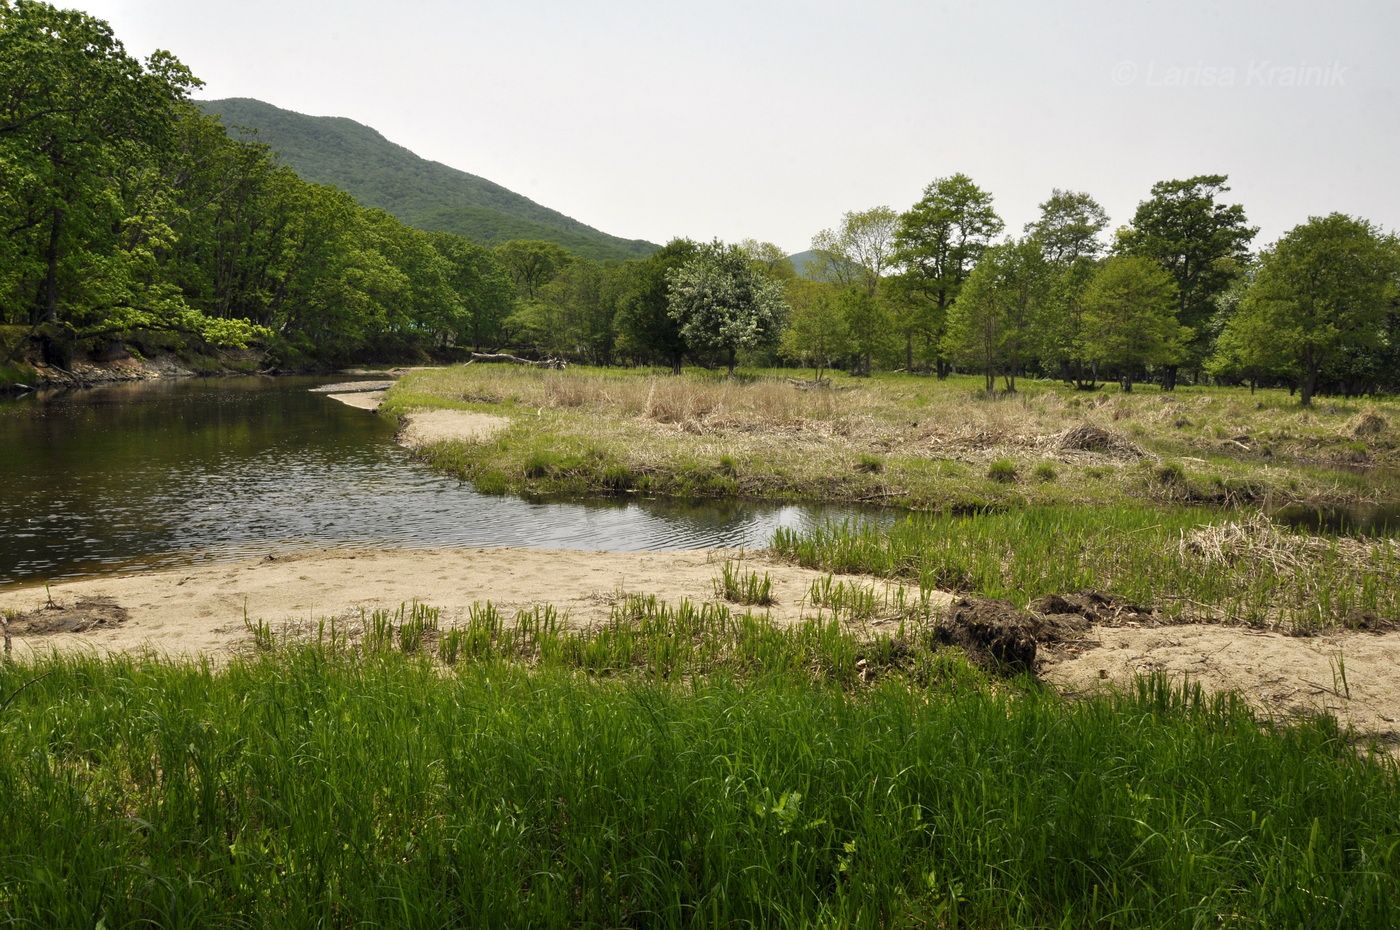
[1161,365,1178,392]
[1300,367,1317,407]
[38,205,63,324]
[726,347,736,375]
[1121,376,1133,393]
[905,332,913,371]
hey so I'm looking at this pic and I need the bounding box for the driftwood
[785,377,832,390]
[467,353,567,370]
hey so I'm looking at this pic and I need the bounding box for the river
[0,376,871,586]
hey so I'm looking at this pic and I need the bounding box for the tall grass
[0,647,1395,928]
[774,506,1400,631]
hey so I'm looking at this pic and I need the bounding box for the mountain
[787,249,858,281]
[197,98,657,262]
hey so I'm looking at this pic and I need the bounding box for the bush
[1033,461,1058,482]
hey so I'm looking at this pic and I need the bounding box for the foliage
[943,238,1049,392]
[1116,175,1256,376]
[1213,214,1399,406]
[810,206,900,295]
[779,279,851,379]
[667,240,789,373]
[1080,256,1190,391]
[891,173,1004,372]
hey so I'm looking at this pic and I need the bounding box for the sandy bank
[6,545,1397,745]
[324,390,509,446]
[0,547,928,658]
[327,390,385,410]
[1045,624,1400,747]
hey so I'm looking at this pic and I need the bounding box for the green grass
[773,505,1400,631]
[0,639,1396,928]
[714,561,776,606]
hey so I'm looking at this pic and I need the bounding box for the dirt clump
[934,597,1090,673]
[1054,423,1144,458]
[6,596,129,635]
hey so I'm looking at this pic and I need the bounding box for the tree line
[791,176,1400,405]
[4,1,1397,405]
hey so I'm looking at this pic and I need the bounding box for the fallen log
[467,353,567,369]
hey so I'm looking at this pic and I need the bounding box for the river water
[0,377,870,586]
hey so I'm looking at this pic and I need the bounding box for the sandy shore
[4,545,1397,744]
[1045,624,1400,746]
[0,546,929,658]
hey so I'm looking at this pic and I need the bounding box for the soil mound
[1055,424,1144,458]
[934,597,1089,672]
[6,596,129,635]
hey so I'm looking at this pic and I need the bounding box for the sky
[73,0,1400,254]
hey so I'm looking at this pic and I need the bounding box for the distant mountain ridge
[197,98,657,262]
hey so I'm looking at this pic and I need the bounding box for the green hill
[198,98,656,262]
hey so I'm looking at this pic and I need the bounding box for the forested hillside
[198,98,656,263]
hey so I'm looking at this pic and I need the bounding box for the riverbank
[374,365,1400,510]
[5,545,1399,745]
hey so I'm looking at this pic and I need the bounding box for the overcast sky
[75,0,1399,254]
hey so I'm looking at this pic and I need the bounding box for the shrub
[1033,461,1058,482]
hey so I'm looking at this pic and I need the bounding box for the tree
[738,239,796,282]
[943,239,1049,393]
[810,206,900,296]
[1026,189,1108,265]
[614,238,697,372]
[1116,175,1256,387]
[1214,214,1398,406]
[891,174,1004,374]
[667,240,788,374]
[1080,256,1188,392]
[430,234,513,351]
[780,280,849,380]
[1024,191,1109,387]
[493,240,574,300]
[0,0,199,325]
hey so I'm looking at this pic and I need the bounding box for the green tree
[667,241,788,374]
[1026,189,1108,265]
[0,0,198,325]
[780,280,850,380]
[1215,214,1398,406]
[811,206,900,295]
[1025,191,1109,387]
[943,239,1049,393]
[430,233,512,350]
[1080,256,1188,392]
[739,239,796,282]
[494,239,574,300]
[614,238,697,372]
[1116,175,1256,387]
[891,174,1004,374]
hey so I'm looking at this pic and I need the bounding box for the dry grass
[384,366,1400,508]
[1180,513,1399,574]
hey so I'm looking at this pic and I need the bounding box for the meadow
[2,604,1398,929]
[381,365,1400,509]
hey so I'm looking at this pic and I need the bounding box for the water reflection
[1271,502,1400,537]
[0,377,875,585]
